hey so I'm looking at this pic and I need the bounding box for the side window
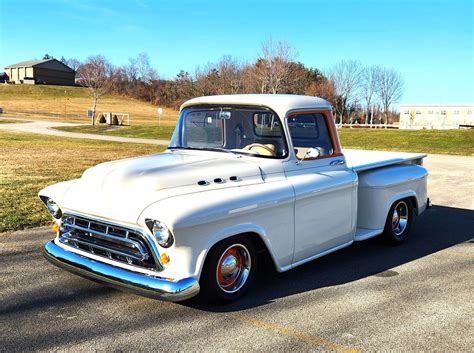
[253,112,282,137]
[288,113,334,159]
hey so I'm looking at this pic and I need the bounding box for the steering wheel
[243,143,275,156]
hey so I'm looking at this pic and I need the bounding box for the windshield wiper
[168,146,238,156]
[168,146,193,150]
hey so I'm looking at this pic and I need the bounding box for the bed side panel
[357,165,428,230]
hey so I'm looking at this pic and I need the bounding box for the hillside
[0,84,179,125]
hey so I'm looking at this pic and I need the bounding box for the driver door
[283,111,357,265]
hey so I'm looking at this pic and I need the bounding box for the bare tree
[241,63,259,93]
[305,79,337,104]
[125,57,138,82]
[147,67,159,81]
[361,65,380,124]
[327,60,362,124]
[249,58,269,93]
[376,67,404,125]
[136,52,151,82]
[66,58,81,71]
[175,70,195,104]
[194,64,220,96]
[251,39,296,94]
[77,55,114,125]
[283,62,323,95]
[216,55,243,94]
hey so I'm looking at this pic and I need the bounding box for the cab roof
[181,94,332,118]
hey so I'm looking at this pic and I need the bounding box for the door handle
[330,159,345,166]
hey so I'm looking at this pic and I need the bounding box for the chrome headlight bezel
[145,219,174,248]
[40,196,62,219]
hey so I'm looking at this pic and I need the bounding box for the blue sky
[0,0,472,105]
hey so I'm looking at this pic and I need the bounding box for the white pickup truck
[41,94,429,302]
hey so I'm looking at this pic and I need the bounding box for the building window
[454,110,460,115]
[467,110,472,115]
[441,110,446,115]
[416,110,421,114]
[404,110,409,114]
[428,110,434,114]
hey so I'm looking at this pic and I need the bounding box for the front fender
[38,179,80,209]
[138,180,295,281]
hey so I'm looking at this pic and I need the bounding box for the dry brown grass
[0,118,29,124]
[0,130,165,232]
[0,85,179,125]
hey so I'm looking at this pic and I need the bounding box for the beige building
[4,59,76,86]
[399,104,474,129]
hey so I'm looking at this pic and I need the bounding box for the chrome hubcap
[216,244,251,294]
[220,255,238,278]
[392,201,409,236]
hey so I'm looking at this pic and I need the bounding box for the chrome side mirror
[296,147,320,164]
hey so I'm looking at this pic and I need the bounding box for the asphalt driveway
[1,154,472,351]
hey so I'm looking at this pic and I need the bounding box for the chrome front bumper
[43,240,200,302]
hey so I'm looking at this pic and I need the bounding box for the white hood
[58,151,264,223]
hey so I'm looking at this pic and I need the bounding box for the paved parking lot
[1,154,472,351]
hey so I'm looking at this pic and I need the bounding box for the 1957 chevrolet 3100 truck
[41,94,429,302]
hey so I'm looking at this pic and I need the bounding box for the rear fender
[357,165,428,229]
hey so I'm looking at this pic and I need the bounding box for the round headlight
[146,219,174,248]
[45,198,62,219]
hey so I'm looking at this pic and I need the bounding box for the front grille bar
[59,214,162,271]
[63,221,148,256]
[59,233,146,261]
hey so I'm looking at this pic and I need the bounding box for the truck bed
[343,149,427,172]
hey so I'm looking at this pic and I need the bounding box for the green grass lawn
[338,128,474,155]
[54,125,474,155]
[0,131,165,233]
[53,124,176,140]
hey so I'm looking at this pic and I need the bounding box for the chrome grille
[58,214,161,270]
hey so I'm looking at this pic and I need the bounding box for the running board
[354,228,383,241]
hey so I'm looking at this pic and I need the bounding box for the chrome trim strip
[59,232,147,261]
[43,240,200,302]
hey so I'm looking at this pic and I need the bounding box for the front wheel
[200,236,257,302]
[382,198,414,245]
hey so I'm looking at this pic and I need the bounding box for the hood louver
[197,176,242,186]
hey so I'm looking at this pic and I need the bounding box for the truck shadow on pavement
[1,205,472,322]
[184,205,474,312]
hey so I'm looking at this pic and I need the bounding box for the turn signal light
[160,253,170,264]
[52,222,60,233]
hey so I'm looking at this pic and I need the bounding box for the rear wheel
[382,199,414,245]
[200,236,257,302]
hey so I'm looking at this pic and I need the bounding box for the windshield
[169,106,288,158]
